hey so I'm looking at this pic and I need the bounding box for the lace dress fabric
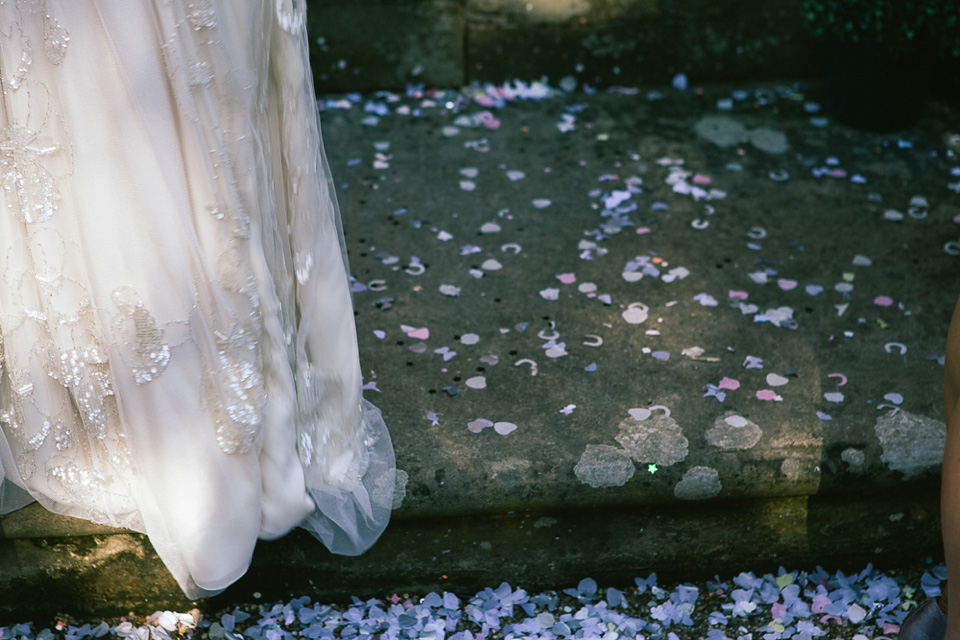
[0,0,395,599]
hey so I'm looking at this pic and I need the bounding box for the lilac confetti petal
[777,279,798,291]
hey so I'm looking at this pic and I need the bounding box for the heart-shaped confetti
[465,376,487,389]
[494,421,518,435]
[883,392,904,404]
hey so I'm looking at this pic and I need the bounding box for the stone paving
[1,78,958,619]
[326,78,957,519]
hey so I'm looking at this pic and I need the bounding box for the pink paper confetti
[636,227,651,235]
[811,595,830,613]
[693,173,712,185]
[718,377,740,390]
[728,290,748,300]
[874,295,894,307]
[407,327,430,340]
[756,389,782,401]
[827,372,848,386]
[556,273,577,284]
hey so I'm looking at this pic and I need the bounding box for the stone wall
[307,0,823,91]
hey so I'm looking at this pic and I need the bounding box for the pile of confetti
[2,563,948,640]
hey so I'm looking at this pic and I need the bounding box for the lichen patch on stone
[674,466,722,500]
[705,412,762,450]
[574,444,635,488]
[875,410,945,478]
[615,413,689,467]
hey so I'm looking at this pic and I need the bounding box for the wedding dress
[0,0,395,599]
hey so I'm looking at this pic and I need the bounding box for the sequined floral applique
[0,125,61,224]
[48,346,115,441]
[112,287,171,384]
[296,365,371,491]
[41,7,68,65]
[185,0,217,30]
[210,319,265,455]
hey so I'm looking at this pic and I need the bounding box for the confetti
[465,376,486,389]
[494,421,518,435]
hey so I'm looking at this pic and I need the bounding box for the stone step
[307,0,822,91]
[2,79,955,619]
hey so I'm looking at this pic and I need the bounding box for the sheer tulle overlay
[0,0,394,598]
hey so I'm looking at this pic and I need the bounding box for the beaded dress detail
[0,0,395,598]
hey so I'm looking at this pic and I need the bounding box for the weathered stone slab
[0,490,940,621]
